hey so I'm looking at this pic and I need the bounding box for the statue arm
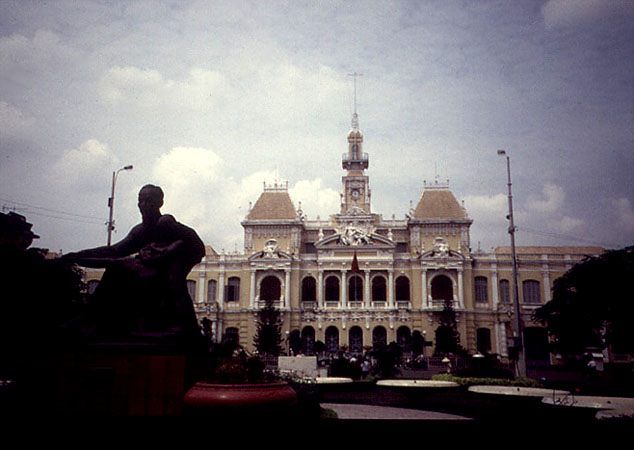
[63,225,144,261]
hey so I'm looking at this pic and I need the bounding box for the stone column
[250,269,256,308]
[491,264,499,309]
[318,270,324,308]
[197,271,206,304]
[457,269,464,309]
[541,255,551,304]
[421,268,428,308]
[218,270,225,309]
[388,269,394,308]
[340,270,347,309]
[285,268,291,310]
[364,270,371,308]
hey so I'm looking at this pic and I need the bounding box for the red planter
[184,381,297,413]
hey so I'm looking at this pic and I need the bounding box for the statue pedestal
[21,344,189,416]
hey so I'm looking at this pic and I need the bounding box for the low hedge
[431,373,543,388]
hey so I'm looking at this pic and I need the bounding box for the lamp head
[497,150,506,156]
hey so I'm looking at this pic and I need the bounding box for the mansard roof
[412,185,467,220]
[247,189,298,221]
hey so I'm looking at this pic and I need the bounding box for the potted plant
[184,343,297,416]
[185,294,294,418]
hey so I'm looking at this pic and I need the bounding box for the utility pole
[107,165,133,246]
[498,150,526,378]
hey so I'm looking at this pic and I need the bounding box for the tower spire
[348,72,362,130]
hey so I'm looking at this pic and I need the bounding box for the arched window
[301,276,316,302]
[397,326,411,351]
[474,276,488,303]
[186,280,196,301]
[260,275,281,302]
[372,276,387,301]
[207,279,217,302]
[325,275,340,301]
[348,275,363,301]
[87,280,99,295]
[372,326,387,349]
[325,326,339,353]
[499,279,510,303]
[477,328,492,354]
[395,276,410,301]
[349,326,363,353]
[226,277,240,302]
[301,326,315,355]
[431,275,453,301]
[522,280,541,304]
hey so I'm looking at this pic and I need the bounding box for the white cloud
[151,147,338,252]
[99,66,225,110]
[289,178,339,220]
[527,183,565,213]
[49,139,119,189]
[463,193,507,218]
[541,0,631,29]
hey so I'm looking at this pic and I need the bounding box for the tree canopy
[253,298,283,356]
[434,298,464,356]
[534,246,633,358]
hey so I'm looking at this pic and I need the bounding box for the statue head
[138,184,164,223]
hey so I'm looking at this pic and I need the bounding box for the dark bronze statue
[63,184,205,344]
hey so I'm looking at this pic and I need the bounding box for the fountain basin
[377,379,459,388]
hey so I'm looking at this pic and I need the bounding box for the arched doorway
[431,274,453,301]
[325,326,339,353]
[325,275,340,302]
[476,328,492,354]
[260,275,281,302]
[301,326,315,355]
[349,326,363,354]
[348,275,363,302]
[397,326,412,352]
[372,326,387,349]
[395,276,410,301]
[372,275,387,302]
[301,276,316,302]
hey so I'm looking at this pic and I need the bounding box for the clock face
[351,189,360,199]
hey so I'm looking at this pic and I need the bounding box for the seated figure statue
[63,184,205,344]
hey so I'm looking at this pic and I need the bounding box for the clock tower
[341,112,371,214]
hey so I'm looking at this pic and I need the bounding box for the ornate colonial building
[86,112,603,364]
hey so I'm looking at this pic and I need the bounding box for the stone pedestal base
[20,346,187,416]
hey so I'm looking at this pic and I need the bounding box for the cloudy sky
[1,0,632,254]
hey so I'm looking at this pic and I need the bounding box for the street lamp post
[497,150,527,378]
[107,165,133,246]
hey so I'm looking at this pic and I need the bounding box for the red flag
[351,250,360,273]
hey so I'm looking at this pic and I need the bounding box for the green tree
[534,246,633,358]
[434,298,463,355]
[253,297,283,356]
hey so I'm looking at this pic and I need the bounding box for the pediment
[248,249,293,261]
[419,249,465,260]
[248,238,293,261]
[314,232,395,249]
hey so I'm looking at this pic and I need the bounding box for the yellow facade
[84,115,603,364]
